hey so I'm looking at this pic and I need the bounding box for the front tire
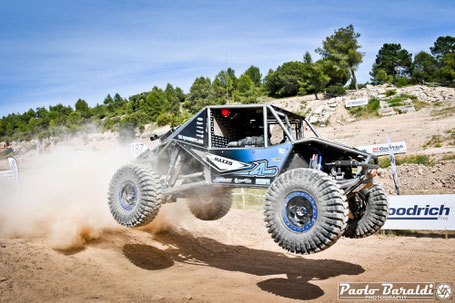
[344,183,389,238]
[264,168,348,254]
[186,187,232,220]
[108,165,162,227]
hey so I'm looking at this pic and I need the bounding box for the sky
[1,0,454,116]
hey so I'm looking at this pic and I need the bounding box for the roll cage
[144,104,378,199]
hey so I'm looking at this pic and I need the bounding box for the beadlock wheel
[264,168,348,254]
[343,183,389,238]
[108,164,162,227]
[281,191,318,232]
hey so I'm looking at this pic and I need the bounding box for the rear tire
[344,183,389,238]
[108,165,162,227]
[264,168,348,254]
[187,187,232,220]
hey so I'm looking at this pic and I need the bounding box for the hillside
[2,84,455,163]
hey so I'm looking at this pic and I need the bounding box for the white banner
[345,98,368,108]
[356,141,407,156]
[382,194,455,230]
[0,170,14,177]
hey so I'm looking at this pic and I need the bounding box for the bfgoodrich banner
[382,194,455,230]
[356,141,407,156]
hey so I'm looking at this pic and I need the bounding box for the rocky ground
[267,84,455,126]
[376,162,455,195]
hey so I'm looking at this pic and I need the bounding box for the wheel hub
[118,181,138,211]
[281,191,318,232]
[296,206,308,216]
[348,192,367,219]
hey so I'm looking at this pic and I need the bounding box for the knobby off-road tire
[108,164,162,227]
[264,168,348,254]
[344,183,389,238]
[187,187,232,220]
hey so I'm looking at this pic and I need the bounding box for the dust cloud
[0,142,132,250]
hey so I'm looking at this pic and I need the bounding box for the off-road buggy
[108,104,389,254]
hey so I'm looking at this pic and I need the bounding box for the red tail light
[221,108,230,117]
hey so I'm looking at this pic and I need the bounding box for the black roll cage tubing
[206,104,321,148]
[153,104,377,197]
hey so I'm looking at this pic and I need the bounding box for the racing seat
[226,136,264,147]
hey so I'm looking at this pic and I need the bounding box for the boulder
[378,107,396,116]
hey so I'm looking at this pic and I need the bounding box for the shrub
[325,85,346,98]
[385,89,396,97]
[367,97,380,111]
[387,97,405,107]
[348,98,380,118]
[396,77,408,88]
[104,117,121,131]
[379,154,433,168]
[0,148,14,160]
[424,135,442,148]
[240,96,259,104]
[156,113,171,126]
[441,154,455,161]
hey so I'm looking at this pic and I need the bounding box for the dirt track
[1,208,454,303]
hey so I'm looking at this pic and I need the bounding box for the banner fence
[234,191,455,231]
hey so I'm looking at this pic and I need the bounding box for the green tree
[316,25,364,89]
[243,65,262,86]
[371,43,412,85]
[143,87,167,121]
[175,87,186,102]
[263,68,277,95]
[213,68,237,101]
[103,94,115,112]
[375,69,391,84]
[237,74,255,95]
[435,53,455,85]
[411,51,438,84]
[299,62,330,99]
[113,93,125,110]
[430,36,455,60]
[165,83,181,113]
[430,36,455,85]
[66,111,83,129]
[104,94,113,105]
[303,51,313,64]
[28,117,37,133]
[319,58,350,87]
[91,104,107,119]
[75,99,90,118]
[185,76,214,113]
[266,61,307,97]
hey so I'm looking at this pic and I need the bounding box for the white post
[50,138,55,151]
[8,157,19,190]
[0,157,19,191]
[386,132,400,195]
[241,188,246,209]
